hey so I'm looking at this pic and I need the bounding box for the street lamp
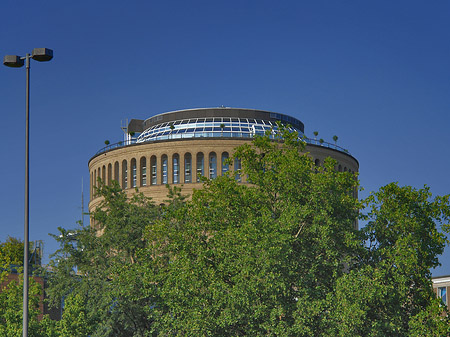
[3,48,53,337]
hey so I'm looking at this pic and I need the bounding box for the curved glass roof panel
[136,117,303,143]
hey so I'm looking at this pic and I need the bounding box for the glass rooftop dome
[137,116,303,143]
[92,108,352,157]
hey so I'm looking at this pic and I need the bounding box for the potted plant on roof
[313,131,319,143]
[333,135,338,148]
[220,123,225,137]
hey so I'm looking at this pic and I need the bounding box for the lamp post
[3,48,53,337]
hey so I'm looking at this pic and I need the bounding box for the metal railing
[95,139,138,155]
[94,136,350,156]
[303,138,349,154]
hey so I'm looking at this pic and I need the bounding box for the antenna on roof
[81,177,84,226]
[121,118,128,133]
[121,118,130,144]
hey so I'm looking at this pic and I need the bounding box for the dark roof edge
[128,107,305,133]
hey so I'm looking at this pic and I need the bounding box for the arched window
[196,152,204,182]
[173,154,179,184]
[234,157,241,182]
[131,158,137,188]
[151,156,157,185]
[140,157,147,186]
[338,164,342,172]
[221,152,229,175]
[114,161,119,183]
[107,164,112,186]
[91,172,94,198]
[97,168,100,187]
[184,153,192,183]
[122,160,128,189]
[102,165,106,183]
[209,152,217,179]
[161,155,168,184]
[94,170,97,191]
[314,159,320,167]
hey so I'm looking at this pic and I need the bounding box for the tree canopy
[42,126,450,336]
[0,237,52,337]
[0,237,24,267]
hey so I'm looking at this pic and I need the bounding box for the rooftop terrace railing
[304,138,350,153]
[94,135,350,157]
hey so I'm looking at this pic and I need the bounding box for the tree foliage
[141,127,364,336]
[0,236,59,337]
[47,182,165,336]
[329,184,450,336]
[0,269,51,337]
[0,237,24,267]
[44,126,450,336]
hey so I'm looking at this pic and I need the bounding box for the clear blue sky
[1,1,449,275]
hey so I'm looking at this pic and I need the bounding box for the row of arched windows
[314,159,355,173]
[91,153,356,199]
[91,152,242,198]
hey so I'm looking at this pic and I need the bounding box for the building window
[114,161,119,183]
[122,160,128,189]
[234,157,241,182]
[162,155,168,184]
[107,164,112,186]
[438,287,447,305]
[184,153,192,183]
[173,154,179,184]
[102,165,106,183]
[196,152,204,182]
[140,157,147,187]
[221,152,229,175]
[209,152,217,179]
[93,171,96,196]
[151,156,157,185]
[131,158,137,188]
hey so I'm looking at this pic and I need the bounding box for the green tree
[409,299,450,336]
[328,184,450,336]
[0,237,24,267]
[143,126,363,335]
[57,293,97,337]
[141,126,450,336]
[47,182,164,336]
[46,126,450,336]
[333,135,338,145]
[0,237,59,336]
[0,270,51,337]
[0,237,42,269]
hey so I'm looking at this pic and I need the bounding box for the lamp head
[3,55,24,68]
[32,48,53,62]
